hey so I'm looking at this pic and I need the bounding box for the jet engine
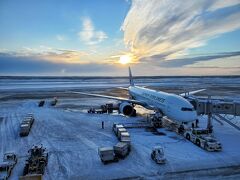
[119,102,135,116]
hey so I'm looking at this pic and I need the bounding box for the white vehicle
[202,136,222,151]
[184,128,222,151]
[72,67,205,123]
[151,146,166,164]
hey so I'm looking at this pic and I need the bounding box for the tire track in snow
[29,108,69,180]
[0,111,8,154]
[53,110,97,178]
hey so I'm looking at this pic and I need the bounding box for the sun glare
[119,55,131,64]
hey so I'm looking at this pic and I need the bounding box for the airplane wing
[70,91,147,106]
[117,87,129,90]
[179,89,206,97]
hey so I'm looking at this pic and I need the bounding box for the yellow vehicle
[0,153,17,180]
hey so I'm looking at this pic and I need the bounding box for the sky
[0,0,240,76]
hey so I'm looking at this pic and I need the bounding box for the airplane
[72,67,205,123]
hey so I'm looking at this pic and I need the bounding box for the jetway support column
[207,96,213,133]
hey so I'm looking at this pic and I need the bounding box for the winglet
[129,67,134,86]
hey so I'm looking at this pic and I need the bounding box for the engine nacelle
[119,102,135,116]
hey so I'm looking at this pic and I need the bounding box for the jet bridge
[192,98,240,116]
[187,96,240,131]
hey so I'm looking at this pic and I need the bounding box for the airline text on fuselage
[141,92,165,103]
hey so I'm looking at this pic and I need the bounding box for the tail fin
[129,67,134,86]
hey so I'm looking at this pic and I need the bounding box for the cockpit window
[181,107,193,111]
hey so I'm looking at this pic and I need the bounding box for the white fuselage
[129,86,197,122]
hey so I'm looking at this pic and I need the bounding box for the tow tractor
[20,145,48,180]
[151,146,166,164]
[184,128,222,151]
[0,153,17,180]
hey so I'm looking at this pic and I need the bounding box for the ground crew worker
[102,121,104,129]
[178,124,184,134]
[196,119,199,128]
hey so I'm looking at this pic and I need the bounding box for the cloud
[56,35,67,41]
[0,47,88,64]
[42,49,88,63]
[122,0,240,61]
[146,51,240,68]
[0,51,239,76]
[131,62,240,76]
[78,17,108,45]
[0,53,119,76]
[208,0,240,11]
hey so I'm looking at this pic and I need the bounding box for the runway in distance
[73,67,205,123]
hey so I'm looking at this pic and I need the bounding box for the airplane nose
[191,111,198,121]
[182,111,197,122]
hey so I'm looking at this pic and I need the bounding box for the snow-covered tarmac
[1,98,240,180]
[0,76,240,179]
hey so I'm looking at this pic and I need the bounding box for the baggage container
[112,124,124,135]
[117,128,127,139]
[20,123,31,136]
[22,118,33,127]
[38,100,45,107]
[113,142,129,158]
[120,132,131,150]
[26,113,34,119]
[98,147,118,164]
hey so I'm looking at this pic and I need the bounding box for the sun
[119,55,131,64]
